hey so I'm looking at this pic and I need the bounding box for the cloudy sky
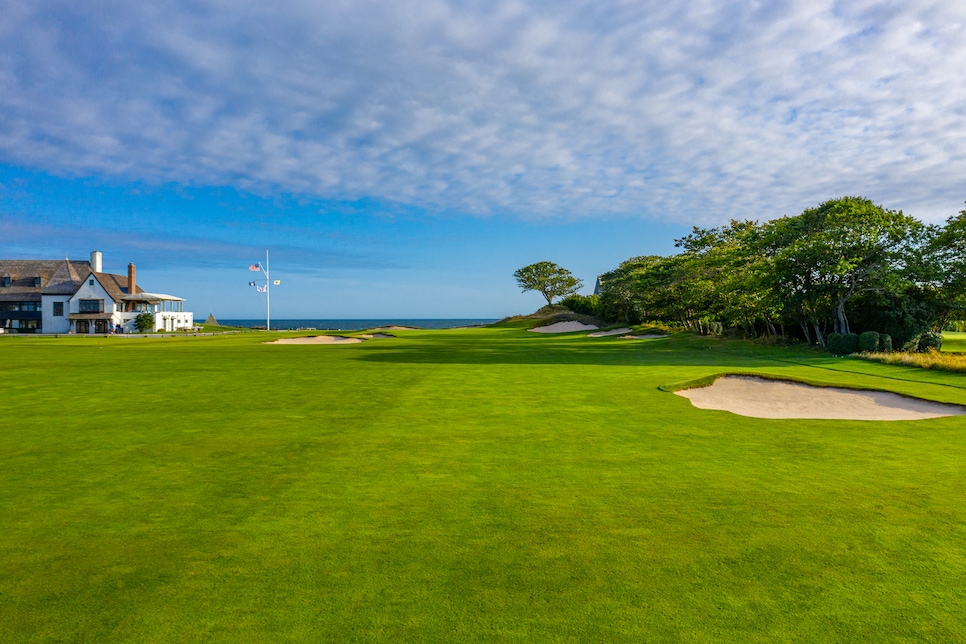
[2,0,964,318]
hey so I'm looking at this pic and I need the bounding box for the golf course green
[2,328,966,641]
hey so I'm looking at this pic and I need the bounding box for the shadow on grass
[350,332,798,368]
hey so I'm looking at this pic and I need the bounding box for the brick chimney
[128,263,136,296]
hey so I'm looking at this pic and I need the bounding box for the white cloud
[1,0,964,222]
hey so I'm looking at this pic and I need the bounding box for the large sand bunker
[267,335,363,345]
[529,321,599,333]
[676,376,966,420]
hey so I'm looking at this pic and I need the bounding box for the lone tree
[514,261,583,306]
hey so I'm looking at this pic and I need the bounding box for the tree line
[552,197,966,350]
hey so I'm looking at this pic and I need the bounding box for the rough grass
[3,330,966,641]
[860,349,966,373]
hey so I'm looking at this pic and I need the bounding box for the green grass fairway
[3,330,966,641]
[943,331,966,353]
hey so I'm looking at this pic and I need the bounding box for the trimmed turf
[942,331,966,353]
[2,330,966,641]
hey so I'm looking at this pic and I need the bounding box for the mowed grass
[2,330,966,642]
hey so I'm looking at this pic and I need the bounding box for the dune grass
[854,332,966,373]
[2,330,966,641]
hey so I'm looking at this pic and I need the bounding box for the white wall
[41,295,72,333]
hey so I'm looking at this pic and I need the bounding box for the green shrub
[133,312,155,333]
[842,333,860,354]
[858,331,880,353]
[826,332,845,355]
[918,332,943,352]
[880,334,893,352]
[559,294,601,318]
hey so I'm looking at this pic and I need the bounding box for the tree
[921,202,966,330]
[133,312,155,333]
[513,261,583,306]
[758,197,921,345]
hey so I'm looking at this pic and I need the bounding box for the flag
[249,281,256,287]
[256,285,267,292]
[273,280,281,285]
[249,264,260,271]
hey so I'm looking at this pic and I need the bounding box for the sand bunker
[587,328,632,337]
[267,335,363,345]
[676,376,966,420]
[356,333,395,339]
[621,334,669,340]
[529,321,599,333]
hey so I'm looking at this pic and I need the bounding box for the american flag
[256,285,267,292]
[249,264,260,271]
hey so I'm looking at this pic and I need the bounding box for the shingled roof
[89,271,144,301]
[0,259,91,301]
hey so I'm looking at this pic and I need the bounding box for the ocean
[220,319,499,331]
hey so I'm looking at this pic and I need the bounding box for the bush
[880,334,893,352]
[842,333,860,354]
[918,332,943,352]
[858,331,880,353]
[133,312,155,333]
[559,293,601,318]
[826,332,845,355]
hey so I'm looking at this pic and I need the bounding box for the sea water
[220,319,498,331]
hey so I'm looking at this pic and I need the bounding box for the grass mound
[491,304,601,329]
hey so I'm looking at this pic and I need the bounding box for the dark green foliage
[133,312,155,333]
[858,331,880,353]
[827,332,845,355]
[918,332,943,352]
[559,293,601,318]
[593,196,964,344]
[847,289,937,350]
[842,333,860,354]
[880,334,893,352]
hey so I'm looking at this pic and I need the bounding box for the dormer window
[2,276,9,287]
[34,277,41,287]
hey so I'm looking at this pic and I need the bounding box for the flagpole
[265,249,270,331]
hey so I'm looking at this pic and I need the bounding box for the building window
[79,299,103,313]
[34,277,41,287]
[116,303,123,312]
[2,276,9,287]
[89,279,94,286]
[53,302,64,316]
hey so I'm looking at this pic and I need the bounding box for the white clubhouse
[0,251,193,334]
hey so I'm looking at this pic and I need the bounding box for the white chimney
[90,251,103,273]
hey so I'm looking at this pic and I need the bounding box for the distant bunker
[267,335,362,344]
[675,376,966,421]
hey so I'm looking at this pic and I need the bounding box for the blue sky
[2,1,965,318]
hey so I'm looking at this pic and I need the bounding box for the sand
[266,335,363,345]
[587,328,632,337]
[529,321,599,333]
[675,375,966,420]
[621,334,669,340]
[357,333,395,339]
